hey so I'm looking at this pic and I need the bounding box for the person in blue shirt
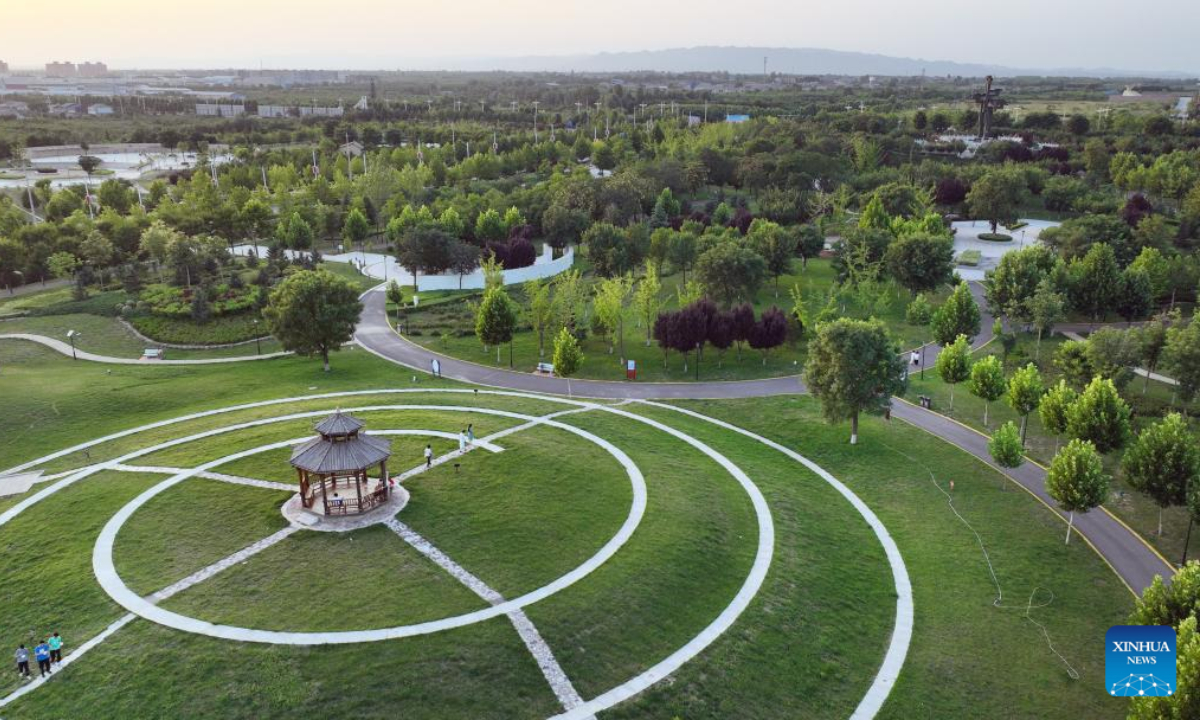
[33,640,51,677]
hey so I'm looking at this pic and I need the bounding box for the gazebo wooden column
[321,474,330,514]
[355,469,364,508]
[381,460,389,498]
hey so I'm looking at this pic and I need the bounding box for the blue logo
[1106,625,1176,697]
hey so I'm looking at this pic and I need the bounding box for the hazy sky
[2,0,1198,73]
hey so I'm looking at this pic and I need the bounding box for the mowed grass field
[0,340,1133,718]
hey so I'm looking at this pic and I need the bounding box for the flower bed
[128,313,264,345]
[976,233,1013,242]
[139,283,258,318]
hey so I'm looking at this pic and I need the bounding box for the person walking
[48,632,63,664]
[458,430,467,454]
[910,349,920,366]
[424,444,433,468]
[33,639,51,677]
[14,644,30,678]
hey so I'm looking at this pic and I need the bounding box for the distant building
[195,103,246,117]
[353,95,369,111]
[77,62,107,77]
[45,61,77,77]
[725,114,750,123]
[86,103,114,116]
[339,141,364,157]
[0,60,8,75]
[686,115,702,127]
[258,104,343,118]
[0,101,28,117]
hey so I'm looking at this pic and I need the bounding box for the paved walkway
[1061,330,1178,386]
[0,333,290,364]
[354,283,1175,594]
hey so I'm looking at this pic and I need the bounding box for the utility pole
[532,101,539,142]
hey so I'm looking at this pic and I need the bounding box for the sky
[1,0,1198,74]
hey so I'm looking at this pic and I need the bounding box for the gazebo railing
[313,482,389,516]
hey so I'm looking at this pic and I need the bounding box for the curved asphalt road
[355,283,1174,594]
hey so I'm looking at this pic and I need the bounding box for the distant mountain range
[413,46,1197,80]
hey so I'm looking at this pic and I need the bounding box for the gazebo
[290,411,392,516]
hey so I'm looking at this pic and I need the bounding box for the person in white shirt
[424,444,433,468]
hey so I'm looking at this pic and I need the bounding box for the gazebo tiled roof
[290,411,391,475]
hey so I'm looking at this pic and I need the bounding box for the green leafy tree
[582,222,634,278]
[525,278,555,358]
[695,242,766,307]
[969,355,1007,426]
[1127,616,1200,719]
[857,194,890,230]
[592,142,616,171]
[931,282,982,346]
[1123,413,1200,537]
[474,208,507,243]
[936,334,973,411]
[342,207,370,248]
[884,232,955,296]
[747,220,797,297]
[632,261,661,347]
[1039,381,1078,452]
[263,269,362,372]
[804,318,907,445]
[667,231,698,284]
[1116,267,1154,324]
[989,421,1025,471]
[47,251,80,281]
[1165,317,1200,406]
[1069,243,1120,321]
[552,325,583,377]
[593,275,632,360]
[984,244,1060,323]
[1067,376,1132,454]
[1129,246,1171,302]
[796,224,825,269]
[1007,363,1045,445]
[1046,439,1110,544]
[906,293,933,326]
[1027,279,1066,361]
[967,164,1027,234]
[475,286,519,365]
[386,279,404,322]
[1139,313,1171,395]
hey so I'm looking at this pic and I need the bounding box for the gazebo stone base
[281,485,410,533]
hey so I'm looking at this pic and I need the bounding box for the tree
[1116,267,1154,324]
[263,270,362,371]
[1027,279,1066,361]
[279,212,314,252]
[906,293,933,326]
[931,282,982,346]
[1039,380,1078,452]
[552,326,583,377]
[342,207,370,249]
[1131,561,1200,629]
[1046,439,1110,544]
[858,194,890,230]
[731,302,755,361]
[708,311,735,366]
[695,242,766,307]
[583,222,633,278]
[47,251,80,282]
[1065,114,1091,136]
[885,232,955,296]
[1165,318,1200,406]
[593,275,632,359]
[749,306,788,365]
[1127,616,1200,718]
[1069,243,1120,321]
[592,142,615,171]
[967,165,1026,234]
[1139,313,1171,395]
[139,220,181,281]
[386,280,404,322]
[77,154,102,180]
[667,231,698,284]
[394,224,455,291]
[240,197,275,255]
[747,221,797,296]
[1124,413,1200,537]
[632,262,661,347]
[1007,363,1045,446]
[989,421,1025,471]
[1129,246,1171,302]
[985,244,1061,323]
[526,279,554,358]
[1067,376,1132,454]
[936,334,973,411]
[969,355,1007,426]
[474,208,506,243]
[475,286,519,365]
[796,224,825,269]
[804,318,907,445]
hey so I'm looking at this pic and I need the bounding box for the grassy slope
[904,332,1200,566]
[406,257,939,382]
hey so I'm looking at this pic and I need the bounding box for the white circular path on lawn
[0,389,912,720]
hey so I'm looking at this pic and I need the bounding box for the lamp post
[66,330,80,360]
[253,319,261,355]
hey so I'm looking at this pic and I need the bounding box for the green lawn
[904,331,1200,568]
[0,341,1135,718]
[404,257,939,382]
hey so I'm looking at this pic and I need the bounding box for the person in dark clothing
[14,645,30,678]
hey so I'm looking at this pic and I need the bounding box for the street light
[66,330,80,360]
